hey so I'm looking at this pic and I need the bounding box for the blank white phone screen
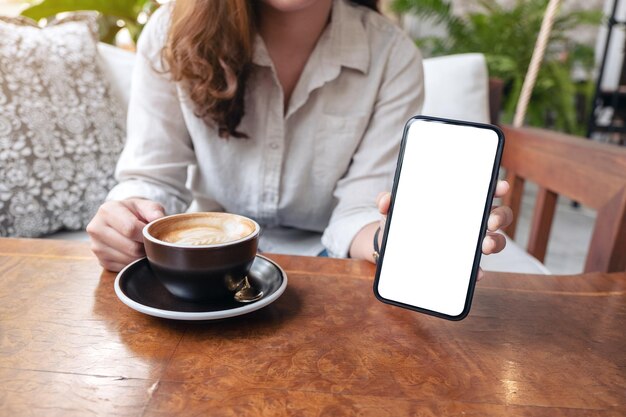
[377,119,499,317]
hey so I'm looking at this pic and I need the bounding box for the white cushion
[39,43,134,241]
[97,43,136,109]
[47,230,90,241]
[480,232,550,274]
[0,16,125,238]
[422,53,490,124]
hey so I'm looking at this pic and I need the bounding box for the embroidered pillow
[0,14,125,237]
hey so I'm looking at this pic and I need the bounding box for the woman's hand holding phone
[376,179,513,280]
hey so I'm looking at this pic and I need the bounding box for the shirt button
[269,142,279,150]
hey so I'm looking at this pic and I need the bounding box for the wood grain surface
[1,238,625,417]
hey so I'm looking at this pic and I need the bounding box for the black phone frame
[373,115,505,321]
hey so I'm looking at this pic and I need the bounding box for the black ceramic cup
[143,212,260,301]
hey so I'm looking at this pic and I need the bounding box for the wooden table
[0,238,624,416]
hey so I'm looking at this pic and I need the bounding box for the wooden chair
[499,125,626,273]
[426,63,624,273]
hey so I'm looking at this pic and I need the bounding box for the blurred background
[1,0,608,139]
[2,0,623,273]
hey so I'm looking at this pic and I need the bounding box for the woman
[87,0,512,271]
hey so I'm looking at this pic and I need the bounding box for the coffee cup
[143,212,260,301]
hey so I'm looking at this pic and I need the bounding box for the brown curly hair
[163,1,378,139]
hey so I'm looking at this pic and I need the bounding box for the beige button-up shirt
[107,0,424,257]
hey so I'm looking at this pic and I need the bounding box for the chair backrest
[501,125,626,272]
[97,42,136,111]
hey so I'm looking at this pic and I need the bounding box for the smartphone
[373,116,504,320]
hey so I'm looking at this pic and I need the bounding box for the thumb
[128,199,165,223]
[376,192,391,216]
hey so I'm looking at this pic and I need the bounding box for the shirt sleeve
[106,6,195,215]
[321,34,425,257]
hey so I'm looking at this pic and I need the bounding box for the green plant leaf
[393,0,602,134]
[391,0,456,26]
[21,0,150,21]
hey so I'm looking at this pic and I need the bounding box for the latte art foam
[159,218,254,246]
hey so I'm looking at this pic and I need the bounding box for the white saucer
[114,255,287,321]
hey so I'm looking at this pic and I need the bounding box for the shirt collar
[252,0,370,74]
[252,35,272,67]
[328,0,370,74]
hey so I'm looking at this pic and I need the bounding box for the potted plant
[392,0,602,134]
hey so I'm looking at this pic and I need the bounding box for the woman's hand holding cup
[87,198,165,272]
